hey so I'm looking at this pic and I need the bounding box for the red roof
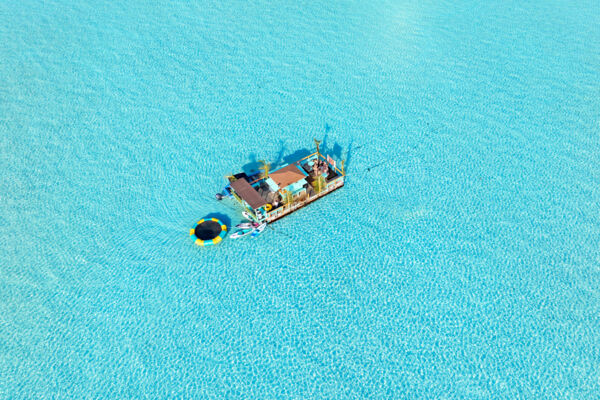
[269,164,305,188]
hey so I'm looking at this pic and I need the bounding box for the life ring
[265,204,272,211]
[189,218,227,246]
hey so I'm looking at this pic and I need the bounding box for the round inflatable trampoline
[190,218,227,246]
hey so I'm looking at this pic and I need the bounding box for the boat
[230,228,253,239]
[250,223,267,237]
[223,139,345,224]
[242,211,256,221]
[236,221,259,229]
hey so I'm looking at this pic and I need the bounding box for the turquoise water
[1,0,599,397]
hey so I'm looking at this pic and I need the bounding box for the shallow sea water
[1,0,599,398]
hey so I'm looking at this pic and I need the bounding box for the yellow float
[189,218,227,246]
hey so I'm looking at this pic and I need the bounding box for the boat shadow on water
[317,127,359,174]
[239,122,355,176]
[240,153,262,176]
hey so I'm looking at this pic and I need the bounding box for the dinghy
[236,222,259,229]
[230,228,253,239]
[242,211,256,221]
[250,223,267,237]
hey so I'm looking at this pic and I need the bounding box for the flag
[327,155,336,170]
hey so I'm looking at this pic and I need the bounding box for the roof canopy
[230,178,267,209]
[269,164,306,189]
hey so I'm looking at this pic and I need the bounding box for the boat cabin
[225,146,345,223]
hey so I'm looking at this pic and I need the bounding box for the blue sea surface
[1,0,599,398]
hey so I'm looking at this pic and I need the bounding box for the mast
[313,138,322,160]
